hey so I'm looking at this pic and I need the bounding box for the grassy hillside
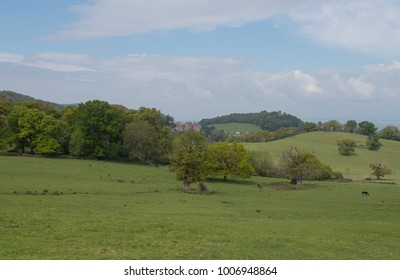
[210,122,262,133]
[244,131,400,181]
[1,155,400,259]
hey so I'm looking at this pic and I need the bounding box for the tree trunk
[183,181,190,190]
[223,175,227,181]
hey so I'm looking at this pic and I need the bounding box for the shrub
[337,139,356,156]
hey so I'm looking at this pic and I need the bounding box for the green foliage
[302,122,318,132]
[322,120,343,132]
[200,111,303,131]
[279,147,334,184]
[250,151,278,177]
[123,120,162,163]
[206,142,254,180]
[357,121,377,136]
[7,105,60,154]
[176,130,206,150]
[130,107,174,162]
[379,125,400,141]
[73,100,126,158]
[344,120,358,133]
[337,139,357,156]
[34,135,61,155]
[208,122,262,134]
[169,145,207,189]
[369,162,393,180]
[366,134,382,151]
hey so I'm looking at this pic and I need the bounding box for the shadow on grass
[260,182,320,190]
[205,177,257,186]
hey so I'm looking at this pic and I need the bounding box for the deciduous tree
[206,142,254,181]
[366,134,382,151]
[337,139,356,156]
[357,121,377,136]
[279,147,333,184]
[123,120,161,163]
[369,162,392,180]
[379,125,400,141]
[169,145,207,190]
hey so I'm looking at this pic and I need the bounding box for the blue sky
[1,0,400,123]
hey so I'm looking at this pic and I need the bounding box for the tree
[123,120,162,163]
[7,106,60,154]
[322,120,343,132]
[176,130,206,150]
[206,142,254,181]
[337,139,356,156]
[279,147,333,184]
[366,134,382,151]
[131,106,174,162]
[369,162,392,180]
[379,125,400,141]
[73,100,126,158]
[302,122,318,132]
[251,151,277,177]
[0,98,12,148]
[357,121,377,136]
[169,145,207,190]
[344,120,358,133]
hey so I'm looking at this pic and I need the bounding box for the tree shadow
[205,177,257,185]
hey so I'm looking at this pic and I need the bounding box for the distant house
[233,131,249,137]
[174,122,202,132]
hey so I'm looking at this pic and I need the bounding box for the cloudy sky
[1,0,400,123]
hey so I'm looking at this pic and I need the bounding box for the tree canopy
[200,111,303,131]
[279,147,334,184]
[206,142,254,180]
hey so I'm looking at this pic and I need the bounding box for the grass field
[244,131,400,182]
[1,150,400,259]
[209,123,262,134]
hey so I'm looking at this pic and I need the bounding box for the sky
[1,0,400,123]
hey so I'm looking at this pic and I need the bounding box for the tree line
[0,98,175,163]
[200,111,303,131]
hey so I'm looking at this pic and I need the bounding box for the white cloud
[290,0,400,54]
[0,53,24,64]
[51,0,309,40]
[2,51,400,121]
[0,52,97,73]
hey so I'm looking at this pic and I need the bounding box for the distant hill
[0,90,65,110]
[200,111,303,131]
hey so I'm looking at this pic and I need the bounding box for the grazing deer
[362,191,369,196]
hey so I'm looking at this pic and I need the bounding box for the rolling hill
[0,90,65,110]
[244,131,400,181]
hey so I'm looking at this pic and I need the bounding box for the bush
[250,151,278,177]
[337,139,356,156]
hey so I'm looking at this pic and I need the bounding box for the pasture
[245,131,400,182]
[1,155,400,259]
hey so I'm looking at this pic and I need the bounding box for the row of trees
[0,99,175,162]
[200,111,303,131]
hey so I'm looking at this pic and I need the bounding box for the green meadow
[244,131,400,181]
[1,132,400,260]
